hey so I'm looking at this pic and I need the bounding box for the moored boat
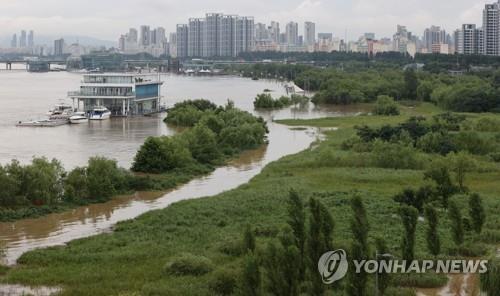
[69,112,88,124]
[89,107,111,120]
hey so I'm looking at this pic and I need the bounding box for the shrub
[372,95,400,116]
[86,157,129,200]
[132,136,194,173]
[163,253,214,276]
[253,93,293,109]
[371,141,422,170]
[208,268,239,296]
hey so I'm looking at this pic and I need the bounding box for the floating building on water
[68,73,163,116]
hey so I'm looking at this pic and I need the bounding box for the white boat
[89,107,111,120]
[16,119,67,127]
[69,112,88,124]
[47,103,73,120]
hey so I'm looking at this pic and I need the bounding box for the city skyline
[0,0,491,41]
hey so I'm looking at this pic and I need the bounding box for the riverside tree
[242,253,261,296]
[399,205,419,261]
[404,68,418,100]
[286,189,306,280]
[424,204,440,256]
[307,197,334,295]
[243,224,256,253]
[469,193,486,234]
[375,237,390,296]
[347,195,370,296]
[448,199,464,246]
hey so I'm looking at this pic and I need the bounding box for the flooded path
[0,122,320,265]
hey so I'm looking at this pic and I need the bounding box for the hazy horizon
[0,0,492,42]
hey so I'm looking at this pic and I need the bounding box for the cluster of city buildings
[5,1,500,59]
[454,0,500,56]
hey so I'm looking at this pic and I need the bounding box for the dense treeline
[0,157,138,221]
[237,51,500,70]
[132,100,268,174]
[235,62,500,112]
[253,93,309,109]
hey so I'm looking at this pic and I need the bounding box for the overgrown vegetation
[134,100,268,174]
[5,103,500,295]
[253,93,309,109]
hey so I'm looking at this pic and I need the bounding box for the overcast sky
[0,0,492,41]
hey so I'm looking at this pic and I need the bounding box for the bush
[208,268,239,296]
[163,253,214,276]
[371,141,422,170]
[394,272,448,288]
[86,157,129,200]
[373,95,400,116]
[253,93,293,109]
[132,136,194,173]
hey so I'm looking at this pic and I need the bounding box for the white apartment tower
[304,22,316,46]
[483,2,500,55]
[286,22,299,45]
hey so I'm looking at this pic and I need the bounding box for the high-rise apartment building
[54,38,65,56]
[423,26,446,53]
[483,2,500,55]
[28,30,34,48]
[176,24,189,58]
[140,25,151,47]
[455,24,481,55]
[11,34,17,48]
[304,22,316,46]
[188,18,204,57]
[269,22,280,43]
[20,30,27,47]
[285,22,298,45]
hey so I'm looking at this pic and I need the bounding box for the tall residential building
[269,21,280,43]
[455,24,481,55]
[54,38,65,56]
[285,22,298,45]
[20,30,27,47]
[118,35,126,51]
[188,18,204,57]
[233,16,254,56]
[155,27,166,45]
[203,13,222,57]
[483,2,500,55]
[176,24,189,58]
[140,25,151,47]
[304,22,316,46]
[169,32,177,58]
[218,15,235,57]
[128,28,138,43]
[28,30,34,48]
[423,26,446,53]
[11,34,17,48]
[255,23,269,41]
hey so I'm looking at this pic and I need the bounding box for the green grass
[4,103,500,295]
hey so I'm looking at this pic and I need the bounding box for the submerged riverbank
[3,102,500,295]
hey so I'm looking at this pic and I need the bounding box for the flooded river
[0,70,365,267]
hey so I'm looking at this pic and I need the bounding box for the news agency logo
[318,249,489,285]
[317,249,349,284]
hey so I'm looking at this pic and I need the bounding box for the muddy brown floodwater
[0,122,322,265]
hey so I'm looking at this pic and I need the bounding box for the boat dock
[16,119,68,127]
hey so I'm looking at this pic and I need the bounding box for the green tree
[448,199,464,246]
[469,193,485,234]
[448,152,475,192]
[347,195,370,296]
[424,163,458,208]
[286,189,306,280]
[132,136,194,173]
[404,69,419,100]
[23,157,65,205]
[375,237,391,296]
[243,224,256,253]
[0,164,20,206]
[262,227,300,296]
[424,204,440,256]
[480,259,500,295]
[242,253,261,296]
[372,95,400,116]
[307,197,334,295]
[64,167,88,201]
[399,205,419,261]
[184,123,221,164]
[86,157,127,200]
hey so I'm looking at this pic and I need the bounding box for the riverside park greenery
[3,100,500,295]
[0,100,268,221]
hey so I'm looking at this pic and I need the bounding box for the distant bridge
[0,59,67,70]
